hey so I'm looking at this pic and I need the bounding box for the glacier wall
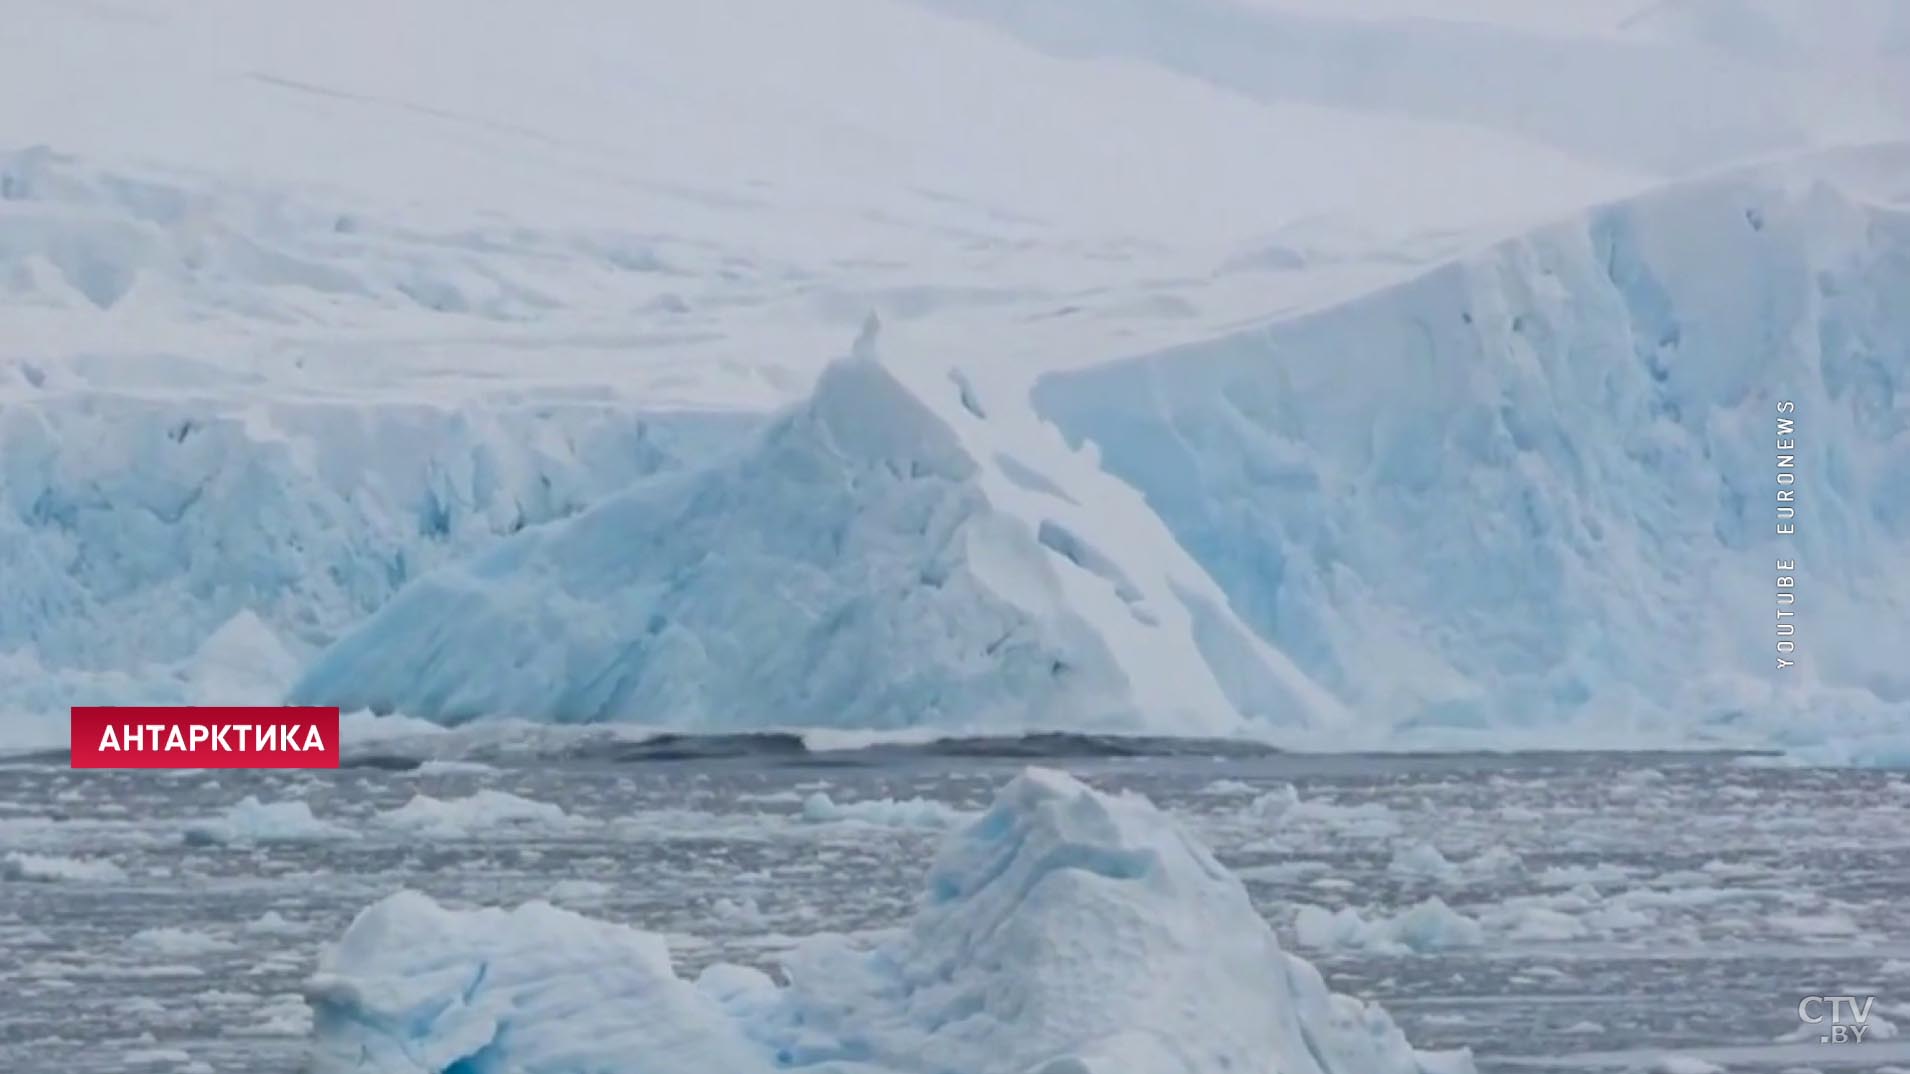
[291,340,1344,735]
[1035,145,1910,743]
[0,389,749,706]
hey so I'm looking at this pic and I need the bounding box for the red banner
[69,707,341,769]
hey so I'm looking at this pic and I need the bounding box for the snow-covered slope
[292,331,1341,734]
[306,767,1468,1074]
[1035,144,1910,746]
[912,0,1909,175]
[0,0,1652,410]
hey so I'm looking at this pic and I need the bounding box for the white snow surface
[305,767,1470,1074]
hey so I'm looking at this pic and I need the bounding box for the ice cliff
[0,389,741,700]
[291,339,1342,734]
[1034,143,1910,745]
[305,767,1468,1074]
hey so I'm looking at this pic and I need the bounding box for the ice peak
[774,765,1452,1074]
[290,339,1341,735]
[923,766,1185,907]
[852,310,883,363]
[796,353,972,480]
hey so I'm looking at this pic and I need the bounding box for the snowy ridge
[305,767,1468,1074]
[1035,143,1910,747]
[292,331,1343,734]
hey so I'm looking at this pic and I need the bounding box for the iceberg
[292,336,1344,736]
[305,767,1468,1074]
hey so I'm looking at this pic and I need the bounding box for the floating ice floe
[1388,842,1525,885]
[1648,1055,1726,1074]
[1200,778,1260,797]
[304,767,1471,1074]
[374,790,575,838]
[1388,842,1462,883]
[1243,783,1401,840]
[411,760,496,777]
[546,879,615,906]
[1533,862,1634,889]
[1494,905,1589,943]
[1294,897,1487,954]
[183,796,354,846]
[121,1048,194,1068]
[798,791,973,829]
[0,850,126,883]
[245,911,303,936]
[130,926,234,957]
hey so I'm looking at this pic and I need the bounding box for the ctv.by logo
[1798,996,1878,1043]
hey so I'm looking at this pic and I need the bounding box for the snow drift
[1035,143,1910,746]
[305,767,1468,1074]
[291,334,1343,735]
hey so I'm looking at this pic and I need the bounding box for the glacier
[19,143,1908,755]
[1034,143,1910,748]
[2,2,1907,758]
[291,333,1343,735]
[304,766,1470,1074]
[285,143,1910,753]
